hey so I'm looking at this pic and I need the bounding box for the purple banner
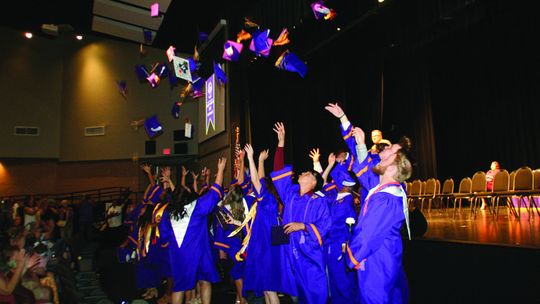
[205,74,215,134]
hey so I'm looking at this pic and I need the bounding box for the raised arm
[215,157,226,187]
[245,144,262,193]
[180,166,188,190]
[309,148,323,174]
[160,166,175,193]
[258,149,269,178]
[191,171,200,194]
[322,153,336,184]
[273,122,285,171]
[140,164,155,186]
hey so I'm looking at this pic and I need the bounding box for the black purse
[271,216,289,245]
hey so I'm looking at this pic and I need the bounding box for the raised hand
[217,157,227,172]
[324,102,345,118]
[244,144,254,161]
[190,171,199,180]
[273,122,285,147]
[328,152,336,166]
[352,126,365,144]
[259,149,269,162]
[181,166,188,177]
[309,148,320,163]
[140,164,152,174]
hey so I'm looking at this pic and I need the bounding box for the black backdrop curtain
[237,0,539,181]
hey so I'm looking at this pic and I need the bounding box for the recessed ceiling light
[24,32,33,39]
[76,35,83,40]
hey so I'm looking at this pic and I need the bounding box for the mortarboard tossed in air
[214,62,227,85]
[273,28,290,46]
[249,29,273,57]
[171,102,182,119]
[166,46,176,62]
[310,0,336,20]
[135,65,150,82]
[150,2,159,17]
[143,29,153,44]
[144,115,163,138]
[223,41,243,62]
[191,76,204,98]
[116,80,128,99]
[146,73,160,88]
[275,50,307,78]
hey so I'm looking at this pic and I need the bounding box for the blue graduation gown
[270,166,331,304]
[158,184,224,292]
[242,178,284,294]
[323,183,359,304]
[346,183,409,304]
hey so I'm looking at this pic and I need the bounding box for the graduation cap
[144,115,163,138]
[310,1,336,20]
[249,29,273,57]
[331,164,356,191]
[155,63,169,79]
[214,62,227,85]
[223,41,243,62]
[275,50,307,78]
[172,56,194,82]
[146,73,160,87]
[135,65,150,82]
[191,77,204,98]
[143,29,153,44]
[166,46,176,62]
[150,2,159,17]
[171,102,182,119]
[116,80,128,99]
[273,28,290,46]
[236,30,252,43]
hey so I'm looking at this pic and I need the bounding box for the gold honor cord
[227,200,260,261]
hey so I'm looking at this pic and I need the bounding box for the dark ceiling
[1,0,252,53]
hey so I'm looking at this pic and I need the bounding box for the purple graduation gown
[346,183,409,304]
[242,178,284,294]
[270,166,331,304]
[158,184,224,292]
[323,183,359,304]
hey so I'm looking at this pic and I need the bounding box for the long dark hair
[137,204,156,228]
[168,187,199,221]
[222,185,245,223]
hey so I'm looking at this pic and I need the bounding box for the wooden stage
[419,206,540,248]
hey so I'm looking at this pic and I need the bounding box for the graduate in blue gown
[268,123,331,304]
[157,157,227,304]
[311,150,359,304]
[241,144,284,303]
[345,145,413,304]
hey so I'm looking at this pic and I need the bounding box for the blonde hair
[393,150,412,182]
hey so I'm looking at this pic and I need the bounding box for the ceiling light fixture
[76,34,83,40]
[24,32,33,39]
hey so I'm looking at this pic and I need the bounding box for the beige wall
[0,28,63,158]
[0,26,199,161]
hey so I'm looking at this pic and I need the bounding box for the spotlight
[378,0,384,3]
[337,27,341,31]
[75,34,83,40]
[24,32,33,39]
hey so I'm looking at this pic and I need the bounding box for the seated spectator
[57,200,74,240]
[484,161,501,210]
[1,246,42,304]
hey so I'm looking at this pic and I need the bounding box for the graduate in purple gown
[241,144,284,303]
[157,157,227,304]
[269,123,331,304]
[311,149,359,304]
[345,147,413,304]
[213,182,249,304]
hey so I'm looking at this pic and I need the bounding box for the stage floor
[420,206,540,248]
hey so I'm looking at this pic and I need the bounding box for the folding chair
[452,177,472,218]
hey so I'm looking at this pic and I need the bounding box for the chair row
[406,167,540,220]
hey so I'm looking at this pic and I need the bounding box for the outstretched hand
[273,122,286,147]
[181,166,188,177]
[140,164,151,174]
[324,102,345,118]
[328,153,336,166]
[217,157,227,172]
[352,126,365,144]
[309,148,320,163]
[244,144,254,161]
[259,149,269,162]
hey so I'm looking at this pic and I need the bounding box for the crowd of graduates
[119,103,413,304]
